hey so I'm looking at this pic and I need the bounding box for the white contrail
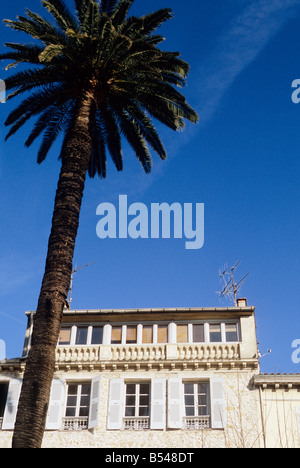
[196,0,300,125]
[0,311,25,325]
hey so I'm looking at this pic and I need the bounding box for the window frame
[183,381,210,418]
[58,324,104,346]
[124,382,151,419]
[174,320,241,344]
[65,382,91,419]
[58,320,240,347]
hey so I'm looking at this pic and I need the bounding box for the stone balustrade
[55,343,241,365]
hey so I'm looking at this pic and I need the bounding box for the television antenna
[217,261,249,306]
[67,262,96,309]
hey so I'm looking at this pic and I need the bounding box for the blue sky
[0,0,299,373]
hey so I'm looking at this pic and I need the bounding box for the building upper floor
[21,298,259,372]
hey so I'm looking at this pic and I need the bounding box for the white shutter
[168,378,182,429]
[46,379,65,430]
[210,377,226,429]
[2,378,22,430]
[107,379,124,430]
[88,376,101,429]
[150,379,166,430]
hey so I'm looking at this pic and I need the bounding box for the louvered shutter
[2,378,22,430]
[46,379,65,430]
[210,377,226,429]
[88,376,101,429]
[150,379,166,430]
[168,378,183,429]
[107,379,124,430]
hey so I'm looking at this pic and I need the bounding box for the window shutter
[168,378,182,429]
[46,379,65,430]
[107,379,124,430]
[150,379,166,430]
[210,377,226,429]
[2,378,22,430]
[88,376,101,429]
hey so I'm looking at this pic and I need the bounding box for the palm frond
[100,0,119,16]
[140,8,174,36]
[41,0,78,32]
[116,108,152,173]
[0,43,44,69]
[89,115,107,178]
[111,0,134,25]
[99,105,123,171]
[37,102,74,163]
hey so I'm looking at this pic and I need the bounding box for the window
[184,382,209,417]
[91,326,103,345]
[65,383,91,419]
[58,325,104,346]
[111,326,122,344]
[157,325,168,343]
[125,383,150,417]
[126,326,137,344]
[209,324,222,342]
[123,382,151,430]
[75,327,88,345]
[177,325,188,343]
[225,323,238,342]
[142,326,153,344]
[0,383,8,423]
[59,327,71,345]
[183,382,210,429]
[192,324,204,343]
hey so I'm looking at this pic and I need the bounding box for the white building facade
[0,300,299,448]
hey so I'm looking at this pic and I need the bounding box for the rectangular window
[157,325,168,343]
[142,326,153,344]
[75,327,88,345]
[65,383,91,418]
[177,325,188,343]
[125,383,150,418]
[184,382,209,417]
[91,326,103,345]
[0,383,9,419]
[111,326,122,344]
[225,323,238,342]
[193,324,205,343]
[210,324,222,342]
[126,326,137,344]
[59,327,72,345]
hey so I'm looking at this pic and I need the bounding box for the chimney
[237,298,247,308]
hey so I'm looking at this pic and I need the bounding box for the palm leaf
[41,0,78,32]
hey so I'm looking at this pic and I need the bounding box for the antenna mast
[67,262,96,309]
[218,261,249,306]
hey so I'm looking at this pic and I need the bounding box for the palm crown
[1,0,198,177]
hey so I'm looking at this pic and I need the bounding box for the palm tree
[1,0,198,448]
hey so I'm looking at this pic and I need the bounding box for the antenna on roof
[67,262,96,309]
[217,261,249,306]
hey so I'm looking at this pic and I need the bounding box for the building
[0,299,299,448]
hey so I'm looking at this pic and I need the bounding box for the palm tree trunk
[12,92,95,448]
